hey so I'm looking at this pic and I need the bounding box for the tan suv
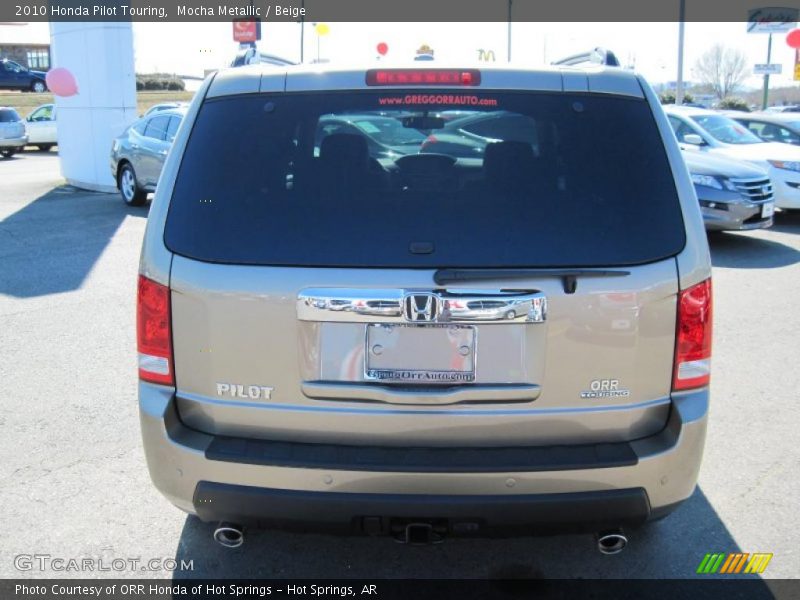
[137,63,712,551]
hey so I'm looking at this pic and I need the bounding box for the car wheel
[36,144,53,152]
[1,149,15,158]
[118,163,147,206]
[31,80,47,93]
[506,310,516,320]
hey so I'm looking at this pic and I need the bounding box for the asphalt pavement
[1,152,798,581]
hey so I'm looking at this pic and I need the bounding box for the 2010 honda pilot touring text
[137,64,712,549]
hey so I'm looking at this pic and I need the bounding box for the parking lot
[1,151,798,580]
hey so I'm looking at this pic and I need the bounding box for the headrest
[320,133,369,168]
[483,141,536,182]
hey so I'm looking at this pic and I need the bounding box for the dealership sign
[748,7,798,33]
[754,63,783,74]
[232,19,261,42]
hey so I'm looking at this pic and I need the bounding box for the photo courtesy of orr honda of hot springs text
[136,62,712,551]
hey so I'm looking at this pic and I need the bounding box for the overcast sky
[7,21,800,88]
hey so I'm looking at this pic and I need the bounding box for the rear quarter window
[0,109,21,122]
[165,91,685,268]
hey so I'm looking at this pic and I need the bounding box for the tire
[505,310,516,320]
[1,149,15,158]
[36,144,53,152]
[31,80,47,93]
[118,163,147,206]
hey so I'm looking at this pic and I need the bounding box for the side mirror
[26,116,33,122]
[683,133,705,146]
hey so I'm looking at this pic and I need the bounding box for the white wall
[49,22,137,192]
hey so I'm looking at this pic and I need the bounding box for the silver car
[0,107,28,158]
[138,64,712,550]
[683,151,775,231]
[110,107,185,205]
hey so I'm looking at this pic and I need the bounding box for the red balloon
[377,42,388,56]
[787,29,800,49]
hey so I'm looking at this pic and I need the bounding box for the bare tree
[694,44,749,100]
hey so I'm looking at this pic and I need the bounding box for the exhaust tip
[596,530,627,555]
[213,522,244,548]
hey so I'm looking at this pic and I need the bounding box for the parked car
[664,105,800,211]
[765,105,799,113]
[316,113,427,158]
[725,112,800,147]
[110,107,185,205]
[683,151,774,231]
[137,63,712,548]
[0,59,47,93]
[25,103,57,150]
[420,110,538,158]
[0,107,28,158]
[143,102,189,117]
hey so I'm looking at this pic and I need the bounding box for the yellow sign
[795,49,800,81]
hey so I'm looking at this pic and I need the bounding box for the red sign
[233,19,260,43]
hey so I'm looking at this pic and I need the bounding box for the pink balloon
[787,29,800,49]
[45,68,78,97]
[377,42,388,56]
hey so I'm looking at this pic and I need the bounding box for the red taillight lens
[137,275,174,386]
[365,69,481,86]
[673,278,712,391]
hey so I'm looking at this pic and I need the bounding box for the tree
[660,91,695,105]
[717,97,750,112]
[694,44,748,100]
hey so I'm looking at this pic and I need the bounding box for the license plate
[762,202,775,219]
[365,324,476,383]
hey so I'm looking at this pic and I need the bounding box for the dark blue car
[0,59,48,93]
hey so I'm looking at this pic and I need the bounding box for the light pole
[762,33,773,110]
[507,0,512,63]
[676,0,686,105]
[299,0,305,63]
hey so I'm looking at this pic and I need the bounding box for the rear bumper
[0,135,28,148]
[140,384,708,535]
[194,483,652,535]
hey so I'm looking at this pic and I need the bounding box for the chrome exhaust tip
[596,529,627,555]
[213,522,244,548]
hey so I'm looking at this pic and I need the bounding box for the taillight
[137,275,174,386]
[365,69,481,86]
[673,278,712,391]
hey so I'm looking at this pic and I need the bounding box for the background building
[0,42,51,70]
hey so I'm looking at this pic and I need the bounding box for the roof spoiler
[551,47,621,67]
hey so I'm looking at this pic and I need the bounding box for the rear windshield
[165,91,685,268]
[0,109,20,122]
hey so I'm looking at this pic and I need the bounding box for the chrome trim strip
[297,288,547,324]
[177,391,670,416]
[301,382,540,405]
